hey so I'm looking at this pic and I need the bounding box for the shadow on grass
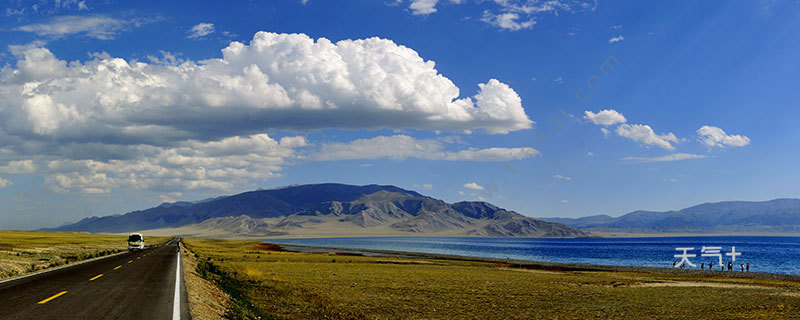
[196,258,281,320]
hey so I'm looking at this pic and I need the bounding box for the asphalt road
[0,238,190,320]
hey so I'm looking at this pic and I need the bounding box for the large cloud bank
[0,31,534,194]
[2,31,531,144]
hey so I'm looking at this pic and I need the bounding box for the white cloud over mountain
[0,31,534,194]
[43,133,303,194]
[697,125,750,148]
[463,182,484,190]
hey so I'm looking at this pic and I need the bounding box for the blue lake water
[265,236,800,275]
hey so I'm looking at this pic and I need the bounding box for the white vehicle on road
[127,233,144,251]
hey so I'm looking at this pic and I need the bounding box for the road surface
[0,238,190,319]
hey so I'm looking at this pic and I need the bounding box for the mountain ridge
[47,183,586,238]
[542,198,800,233]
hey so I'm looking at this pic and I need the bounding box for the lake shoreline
[269,241,800,281]
[592,231,800,238]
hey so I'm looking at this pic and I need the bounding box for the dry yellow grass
[182,245,230,320]
[183,237,800,319]
[0,230,170,280]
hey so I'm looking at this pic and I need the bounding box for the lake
[266,236,800,275]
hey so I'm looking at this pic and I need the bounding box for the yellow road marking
[113,265,121,270]
[128,260,133,263]
[89,274,103,281]
[38,291,67,304]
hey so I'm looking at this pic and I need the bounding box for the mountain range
[543,198,800,234]
[47,183,587,238]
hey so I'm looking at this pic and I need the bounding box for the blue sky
[0,0,798,229]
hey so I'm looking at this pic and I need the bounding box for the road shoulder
[182,245,230,320]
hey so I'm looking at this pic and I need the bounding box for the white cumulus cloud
[584,109,627,126]
[0,160,37,174]
[697,125,750,148]
[616,124,679,150]
[1,32,531,143]
[0,31,537,195]
[409,0,440,15]
[608,35,624,43]
[463,182,484,190]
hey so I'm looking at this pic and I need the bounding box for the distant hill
[542,199,800,234]
[46,183,587,238]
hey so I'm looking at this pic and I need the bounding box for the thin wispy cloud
[623,153,707,163]
[399,0,596,31]
[481,11,535,31]
[187,22,215,39]
[554,174,572,181]
[14,15,144,40]
[413,183,434,190]
[314,135,539,162]
[6,8,26,16]
[608,35,624,43]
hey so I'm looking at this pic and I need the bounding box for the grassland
[0,230,171,280]
[181,237,800,319]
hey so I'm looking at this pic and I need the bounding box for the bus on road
[127,233,144,251]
